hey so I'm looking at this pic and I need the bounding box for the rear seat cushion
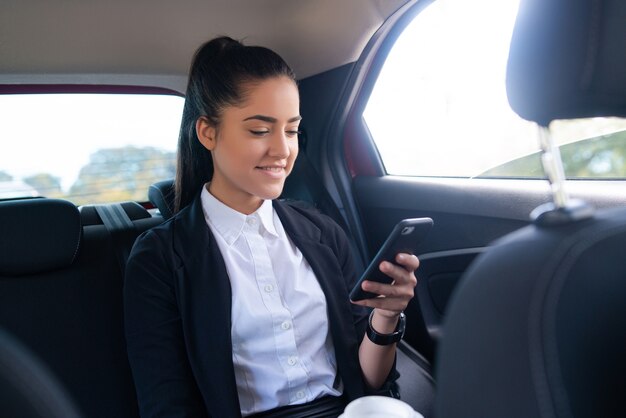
[0,199,81,276]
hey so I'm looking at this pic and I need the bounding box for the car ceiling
[0,0,408,93]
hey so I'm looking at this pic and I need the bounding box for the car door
[297,0,626,362]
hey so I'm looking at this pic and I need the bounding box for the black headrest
[148,179,175,220]
[507,0,626,125]
[0,199,81,276]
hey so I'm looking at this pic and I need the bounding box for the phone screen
[349,217,433,301]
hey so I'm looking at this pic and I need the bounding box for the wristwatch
[366,310,406,346]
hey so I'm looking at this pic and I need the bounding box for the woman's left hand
[351,253,419,319]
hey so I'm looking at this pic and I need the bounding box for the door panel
[352,175,626,360]
[353,176,543,255]
[410,248,484,360]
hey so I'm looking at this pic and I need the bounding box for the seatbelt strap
[294,129,351,234]
[298,151,351,233]
[94,203,136,275]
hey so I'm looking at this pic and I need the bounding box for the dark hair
[174,36,296,213]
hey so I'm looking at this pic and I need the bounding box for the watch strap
[366,311,406,346]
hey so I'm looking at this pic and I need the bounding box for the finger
[379,261,418,286]
[395,253,420,271]
[361,280,413,299]
[351,296,408,312]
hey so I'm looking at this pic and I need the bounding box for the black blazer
[124,194,375,417]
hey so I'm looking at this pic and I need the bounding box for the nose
[268,131,290,158]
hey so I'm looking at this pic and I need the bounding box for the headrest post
[530,125,594,226]
[537,125,569,208]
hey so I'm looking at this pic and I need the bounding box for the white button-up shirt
[200,187,342,416]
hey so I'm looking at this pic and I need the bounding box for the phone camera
[401,226,415,235]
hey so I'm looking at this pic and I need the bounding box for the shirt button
[287,356,298,366]
[264,284,274,293]
[247,217,256,225]
[296,391,305,399]
[281,321,291,330]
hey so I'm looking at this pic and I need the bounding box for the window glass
[363,0,626,179]
[0,93,183,204]
[478,122,626,179]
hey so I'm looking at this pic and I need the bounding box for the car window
[0,93,183,204]
[478,128,626,179]
[363,0,626,179]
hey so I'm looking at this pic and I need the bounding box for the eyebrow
[243,115,302,123]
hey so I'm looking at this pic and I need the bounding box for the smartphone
[349,217,433,301]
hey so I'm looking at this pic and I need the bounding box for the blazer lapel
[173,194,242,417]
[274,201,366,400]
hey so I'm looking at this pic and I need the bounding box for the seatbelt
[290,129,351,234]
[297,156,350,231]
[94,203,136,275]
[285,130,366,272]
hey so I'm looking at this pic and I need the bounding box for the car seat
[0,327,82,418]
[434,0,626,417]
[148,179,175,220]
[0,198,161,417]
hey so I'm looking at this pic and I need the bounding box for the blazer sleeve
[124,229,209,418]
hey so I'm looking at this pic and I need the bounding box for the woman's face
[197,76,300,214]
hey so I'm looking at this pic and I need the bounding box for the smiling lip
[256,165,286,179]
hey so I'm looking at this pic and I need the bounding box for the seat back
[435,0,626,416]
[148,179,175,220]
[0,198,162,418]
[435,208,626,417]
[0,327,82,418]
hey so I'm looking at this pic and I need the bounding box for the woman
[124,36,419,418]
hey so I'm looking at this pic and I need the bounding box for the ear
[196,116,217,151]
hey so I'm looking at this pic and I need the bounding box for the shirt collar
[200,185,278,246]
[257,198,278,238]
